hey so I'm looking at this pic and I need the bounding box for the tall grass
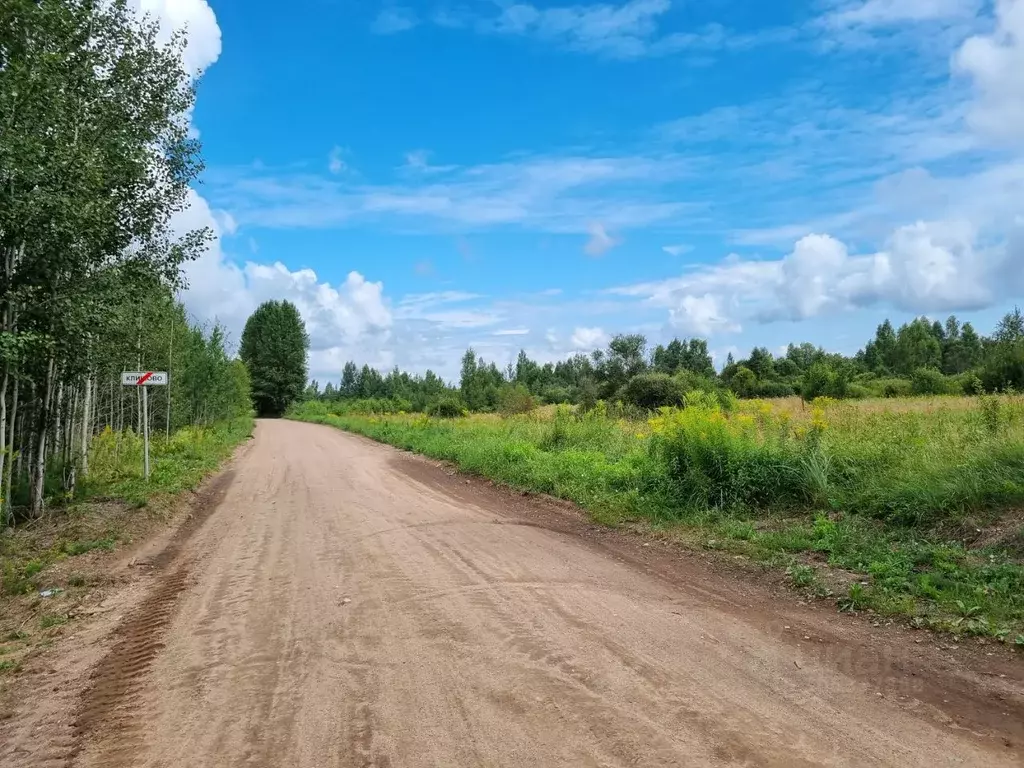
[83,416,254,505]
[1,417,253,598]
[289,396,1024,639]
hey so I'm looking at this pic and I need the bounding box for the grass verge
[289,398,1024,647]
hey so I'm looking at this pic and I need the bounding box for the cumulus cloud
[610,219,1013,335]
[571,327,610,349]
[131,0,222,76]
[175,191,392,371]
[955,0,1024,143]
[670,294,742,335]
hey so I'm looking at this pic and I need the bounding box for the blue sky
[150,0,1024,382]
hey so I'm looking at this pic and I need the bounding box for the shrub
[729,367,757,398]
[540,385,572,405]
[958,371,985,396]
[576,378,599,412]
[673,371,717,394]
[426,398,466,419]
[845,383,871,399]
[499,384,536,416]
[801,362,848,401]
[620,373,686,410]
[980,342,1024,393]
[871,377,913,398]
[752,380,795,399]
[910,367,958,396]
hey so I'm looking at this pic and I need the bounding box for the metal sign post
[122,372,169,481]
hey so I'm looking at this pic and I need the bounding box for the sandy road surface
[4,419,1023,767]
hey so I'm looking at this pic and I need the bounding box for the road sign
[121,371,168,386]
[122,372,170,481]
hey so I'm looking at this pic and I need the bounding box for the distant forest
[305,307,1024,413]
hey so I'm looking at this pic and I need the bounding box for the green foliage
[240,300,310,417]
[498,384,536,416]
[620,373,686,410]
[84,417,253,505]
[0,0,216,518]
[801,362,848,401]
[729,367,758,398]
[910,368,959,396]
[426,398,467,419]
[752,380,795,398]
[980,312,1024,392]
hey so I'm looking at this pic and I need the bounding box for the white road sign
[121,371,169,386]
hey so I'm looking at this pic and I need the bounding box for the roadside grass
[289,397,1024,643]
[0,416,253,600]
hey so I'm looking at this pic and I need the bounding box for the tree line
[0,1,251,523]
[305,307,1024,414]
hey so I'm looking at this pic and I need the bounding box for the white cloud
[371,7,418,34]
[487,0,670,57]
[584,223,621,256]
[954,0,1024,143]
[609,216,1014,335]
[404,150,430,170]
[824,0,979,28]
[662,243,692,256]
[206,153,696,234]
[777,234,850,319]
[211,210,238,236]
[571,326,610,349]
[671,294,742,335]
[492,328,530,336]
[131,0,222,75]
[328,147,347,174]
[175,191,392,368]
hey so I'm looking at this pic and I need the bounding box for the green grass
[289,397,1024,642]
[0,416,253,598]
[82,416,255,505]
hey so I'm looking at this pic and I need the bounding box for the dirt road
[4,419,1023,767]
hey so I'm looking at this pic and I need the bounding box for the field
[289,395,1024,643]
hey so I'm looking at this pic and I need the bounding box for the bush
[910,367,959,395]
[729,367,757,398]
[620,373,686,410]
[540,385,572,405]
[868,377,913,398]
[673,371,717,394]
[801,362,848,401]
[958,371,985,396]
[576,378,599,412]
[980,342,1024,393]
[845,383,871,399]
[499,384,536,416]
[752,380,795,399]
[426,398,467,419]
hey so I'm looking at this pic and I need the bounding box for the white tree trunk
[80,376,91,476]
[31,357,56,517]
[5,375,19,526]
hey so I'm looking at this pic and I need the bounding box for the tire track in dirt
[8,420,1024,767]
[68,469,236,768]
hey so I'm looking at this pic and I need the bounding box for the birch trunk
[80,376,91,476]
[5,375,19,527]
[30,357,56,517]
